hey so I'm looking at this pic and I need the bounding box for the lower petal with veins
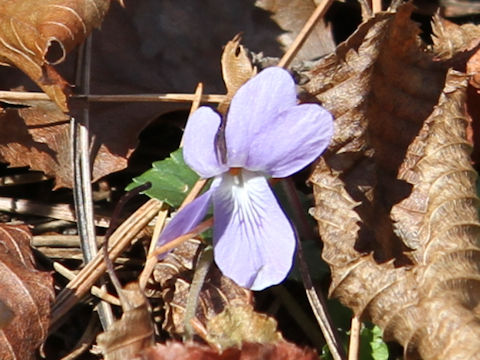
[212,170,296,290]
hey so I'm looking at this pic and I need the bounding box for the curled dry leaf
[97,282,155,360]
[152,239,252,337]
[302,3,480,359]
[0,0,115,111]
[0,224,54,360]
[217,35,257,114]
[206,304,282,351]
[141,341,318,360]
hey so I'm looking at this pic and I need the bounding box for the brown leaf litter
[302,3,480,359]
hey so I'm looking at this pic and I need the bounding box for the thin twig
[0,197,109,227]
[102,182,151,309]
[50,198,162,328]
[32,235,105,247]
[371,0,382,14]
[183,246,213,341]
[296,236,346,360]
[0,173,48,186]
[139,217,213,289]
[0,91,225,104]
[348,316,361,360]
[147,204,168,256]
[72,35,113,329]
[180,82,204,147]
[53,262,121,306]
[179,178,208,211]
[277,0,335,68]
[141,80,210,286]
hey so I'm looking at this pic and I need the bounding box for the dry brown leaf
[218,35,257,114]
[0,0,116,111]
[0,100,130,188]
[0,224,54,360]
[302,3,480,359]
[429,16,480,168]
[97,282,155,360]
[141,341,318,360]
[206,304,282,351]
[255,0,335,63]
[152,239,252,338]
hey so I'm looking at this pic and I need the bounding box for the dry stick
[102,182,152,309]
[50,199,162,327]
[72,35,113,329]
[0,197,109,227]
[296,236,346,360]
[33,235,105,248]
[277,1,346,357]
[277,0,335,68]
[139,179,208,289]
[180,82,204,147]
[0,173,48,186]
[371,0,382,14]
[282,178,344,358]
[53,262,121,306]
[139,217,214,289]
[348,316,361,360]
[147,204,168,256]
[139,83,208,289]
[358,0,373,20]
[0,91,225,104]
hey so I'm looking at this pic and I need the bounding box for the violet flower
[157,67,333,290]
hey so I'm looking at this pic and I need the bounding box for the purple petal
[183,107,228,178]
[244,103,334,177]
[225,67,297,168]
[212,170,296,290]
[156,187,214,257]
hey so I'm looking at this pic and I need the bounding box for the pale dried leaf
[431,15,480,61]
[0,0,114,110]
[218,35,257,114]
[303,3,480,358]
[97,282,155,360]
[206,304,283,351]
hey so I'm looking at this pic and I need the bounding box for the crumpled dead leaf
[206,304,282,352]
[0,0,117,111]
[302,3,480,359]
[97,282,155,360]
[218,35,257,114]
[152,239,252,338]
[0,100,131,189]
[0,224,54,360]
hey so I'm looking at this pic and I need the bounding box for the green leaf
[359,324,389,360]
[126,148,200,207]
